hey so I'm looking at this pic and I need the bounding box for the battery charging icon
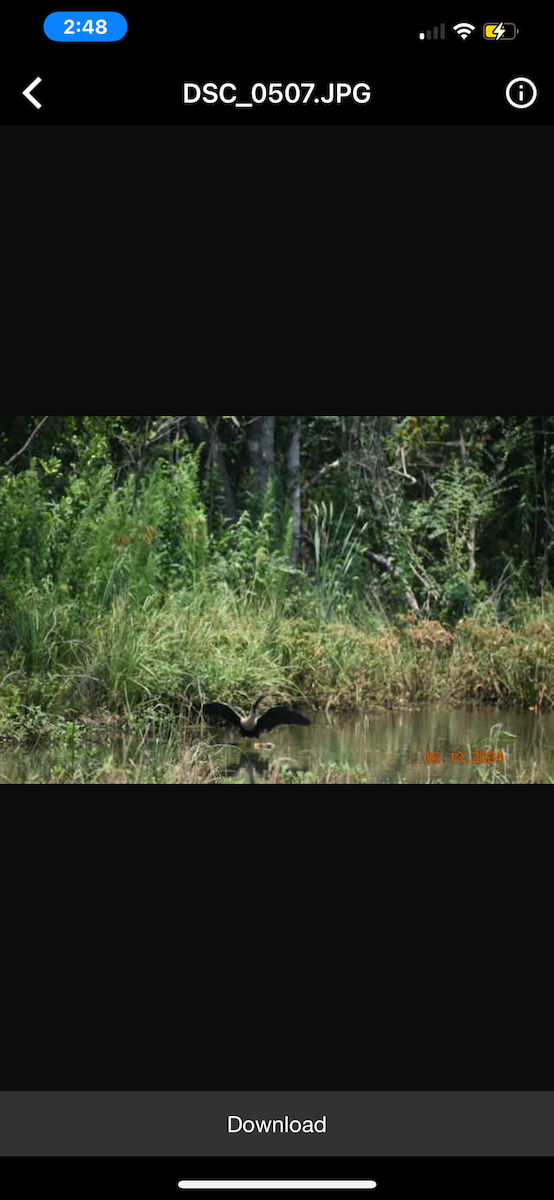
[484,23,519,40]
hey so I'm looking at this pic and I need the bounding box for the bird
[202,695,311,739]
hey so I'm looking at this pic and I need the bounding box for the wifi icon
[453,22,476,39]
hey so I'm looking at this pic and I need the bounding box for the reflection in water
[219,708,554,784]
[218,744,305,784]
[222,748,274,784]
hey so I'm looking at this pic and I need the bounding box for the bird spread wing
[203,703,243,730]
[257,707,312,734]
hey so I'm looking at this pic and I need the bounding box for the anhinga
[203,695,311,739]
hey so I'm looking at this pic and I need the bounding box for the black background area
[1,1157,552,1200]
[3,873,553,1091]
[2,798,552,1092]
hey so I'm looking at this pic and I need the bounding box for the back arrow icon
[22,76,43,109]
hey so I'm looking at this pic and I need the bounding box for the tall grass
[1,462,554,738]
[312,501,369,622]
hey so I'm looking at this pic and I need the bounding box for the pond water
[218,707,554,784]
[1,707,553,784]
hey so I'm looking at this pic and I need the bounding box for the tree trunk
[460,430,477,580]
[248,417,276,497]
[287,417,302,564]
[184,416,237,522]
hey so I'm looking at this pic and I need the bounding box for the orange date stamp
[424,751,506,766]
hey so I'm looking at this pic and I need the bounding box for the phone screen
[1,9,551,1200]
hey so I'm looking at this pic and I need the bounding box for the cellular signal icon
[453,22,476,39]
[419,24,446,40]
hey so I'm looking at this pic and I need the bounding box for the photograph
[1,414,552,786]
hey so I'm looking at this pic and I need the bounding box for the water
[1,708,553,784]
[218,707,554,784]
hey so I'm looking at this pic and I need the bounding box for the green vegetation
[1,416,553,778]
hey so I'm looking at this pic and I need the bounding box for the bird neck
[242,697,266,732]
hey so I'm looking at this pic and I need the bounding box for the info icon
[505,77,538,109]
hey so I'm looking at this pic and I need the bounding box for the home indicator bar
[177,1185,379,1192]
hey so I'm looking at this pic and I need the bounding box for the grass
[0,720,221,786]
[1,458,553,735]
[1,587,554,744]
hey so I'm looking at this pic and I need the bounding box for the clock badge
[43,12,128,42]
